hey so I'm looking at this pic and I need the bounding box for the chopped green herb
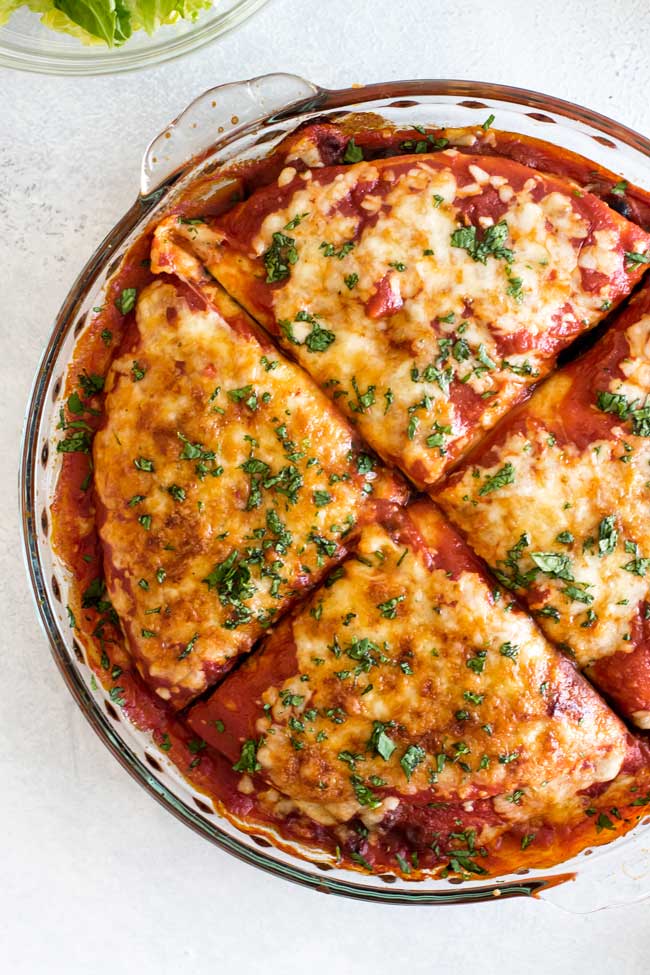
[343,138,364,164]
[320,241,355,260]
[377,595,405,619]
[400,744,426,781]
[115,288,137,315]
[368,721,396,761]
[178,632,199,661]
[556,531,574,545]
[263,232,298,283]
[450,220,514,265]
[478,462,515,496]
[233,739,262,773]
[625,251,650,268]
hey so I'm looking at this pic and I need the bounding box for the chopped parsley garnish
[131,361,146,381]
[203,550,257,627]
[344,273,359,290]
[351,776,381,810]
[502,358,537,377]
[595,812,616,832]
[611,180,628,196]
[134,456,154,472]
[109,686,126,706]
[280,310,335,352]
[562,582,594,605]
[623,558,650,577]
[320,241,355,260]
[596,389,650,437]
[476,344,496,371]
[343,138,363,163]
[631,793,650,807]
[78,371,104,397]
[233,739,262,773]
[284,212,308,231]
[400,744,426,781]
[367,721,396,760]
[556,531,574,545]
[115,288,137,315]
[505,273,524,303]
[466,650,487,674]
[313,490,332,507]
[625,251,650,268]
[498,641,519,660]
[426,421,452,453]
[178,632,199,660]
[478,462,515,496]
[529,551,573,579]
[399,133,449,153]
[498,751,519,765]
[227,385,259,411]
[598,514,618,556]
[57,426,92,454]
[377,595,405,619]
[356,453,375,475]
[177,431,222,479]
[349,377,376,413]
[450,220,514,265]
[167,484,186,503]
[263,231,298,283]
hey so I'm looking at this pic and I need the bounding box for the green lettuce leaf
[1,0,211,43]
[129,0,210,34]
[53,0,131,45]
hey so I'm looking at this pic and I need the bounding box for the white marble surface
[2,1,650,970]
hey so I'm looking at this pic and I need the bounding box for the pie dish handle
[140,73,323,197]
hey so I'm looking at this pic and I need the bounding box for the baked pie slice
[152,150,650,488]
[94,278,406,707]
[188,501,631,868]
[437,285,650,729]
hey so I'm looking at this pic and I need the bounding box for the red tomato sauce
[49,120,650,882]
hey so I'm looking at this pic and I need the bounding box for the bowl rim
[0,0,270,76]
[20,75,650,907]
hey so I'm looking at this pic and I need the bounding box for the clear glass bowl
[20,75,650,911]
[0,0,268,74]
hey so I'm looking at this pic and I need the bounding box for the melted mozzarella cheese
[437,359,650,668]
[246,505,626,825]
[94,280,402,705]
[154,152,648,488]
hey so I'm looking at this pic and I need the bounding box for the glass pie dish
[20,74,650,911]
[0,0,269,75]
